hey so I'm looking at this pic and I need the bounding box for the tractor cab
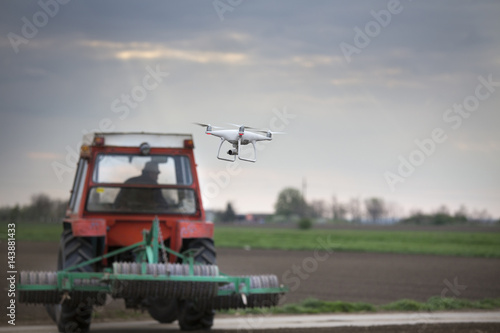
[66,132,210,258]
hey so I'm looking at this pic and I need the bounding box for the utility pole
[302,177,307,201]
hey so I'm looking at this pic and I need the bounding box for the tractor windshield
[86,154,197,214]
[92,154,192,185]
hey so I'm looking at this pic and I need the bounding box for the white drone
[194,123,283,162]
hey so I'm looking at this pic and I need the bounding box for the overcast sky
[1,0,499,218]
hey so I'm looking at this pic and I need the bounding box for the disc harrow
[17,218,287,323]
[213,275,281,310]
[111,262,220,300]
[18,271,107,306]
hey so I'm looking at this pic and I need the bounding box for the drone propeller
[193,122,222,129]
[227,123,257,130]
[256,130,286,135]
[255,129,285,139]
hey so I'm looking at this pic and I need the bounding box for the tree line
[272,187,497,225]
[0,193,67,224]
[0,189,497,225]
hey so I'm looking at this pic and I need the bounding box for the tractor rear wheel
[46,229,95,333]
[177,238,216,331]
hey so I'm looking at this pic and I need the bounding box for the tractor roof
[83,132,193,148]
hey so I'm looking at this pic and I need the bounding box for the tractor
[18,132,286,332]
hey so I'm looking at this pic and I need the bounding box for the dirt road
[2,313,500,333]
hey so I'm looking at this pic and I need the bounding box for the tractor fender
[178,220,214,239]
[67,218,107,237]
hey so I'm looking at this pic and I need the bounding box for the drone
[194,123,283,162]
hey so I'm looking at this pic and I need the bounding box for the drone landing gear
[217,138,236,162]
[216,138,257,163]
[238,139,257,163]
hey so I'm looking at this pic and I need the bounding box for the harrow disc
[111,262,219,300]
[18,271,107,306]
[212,274,282,310]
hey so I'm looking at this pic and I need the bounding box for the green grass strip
[9,224,500,258]
[223,297,500,315]
[12,223,62,242]
[381,296,500,311]
[214,227,500,258]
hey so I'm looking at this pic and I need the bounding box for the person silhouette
[114,161,168,210]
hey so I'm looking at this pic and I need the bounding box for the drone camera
[227,149,238,156]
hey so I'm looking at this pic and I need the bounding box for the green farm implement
[18,218,286,328]
[17,133,287,332]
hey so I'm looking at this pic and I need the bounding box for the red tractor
[45,133,225,331]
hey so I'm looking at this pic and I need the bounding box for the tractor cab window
[87,187,197,214]
[87,154,196,214]
[92,154,192,185]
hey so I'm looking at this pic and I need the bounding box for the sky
[1,0,499,219]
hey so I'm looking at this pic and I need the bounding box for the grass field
[8,223,500,258]
[223,297,500,315]
[213,227,500,258]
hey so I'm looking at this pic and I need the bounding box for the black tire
[177,238,216,331]
[189,238,216,266]
[46,229,95,333]
[147,298,178,323]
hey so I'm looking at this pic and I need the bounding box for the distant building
[241,213,272,224]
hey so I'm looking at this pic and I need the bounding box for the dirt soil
[2,241,500,329]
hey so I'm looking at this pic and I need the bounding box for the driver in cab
[114,161,168,211]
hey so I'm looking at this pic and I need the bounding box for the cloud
[284,55,344,68]
[329,66,422,88]
[79,40,248,64]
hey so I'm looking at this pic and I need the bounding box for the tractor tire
[147,298,178,324]
[177,238,216,331]
[45,229,95,333]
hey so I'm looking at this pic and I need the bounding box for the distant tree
[385,201,403,221]
[221,202,236,222]
[435,205,450,215]
[9,193,69,223]
[297,218,313,230]
[30,193,53,223]
[274,187,307,218]
[332,196,347,221]
[365,197,387,223]
[469,208,492,223]
[400,208,470,226]
[348,197,363,223]
[309,199,326,219]
[9,205,20,223]
[454,204,468,223]
[433,212,454,225]
[401,209,427,225]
